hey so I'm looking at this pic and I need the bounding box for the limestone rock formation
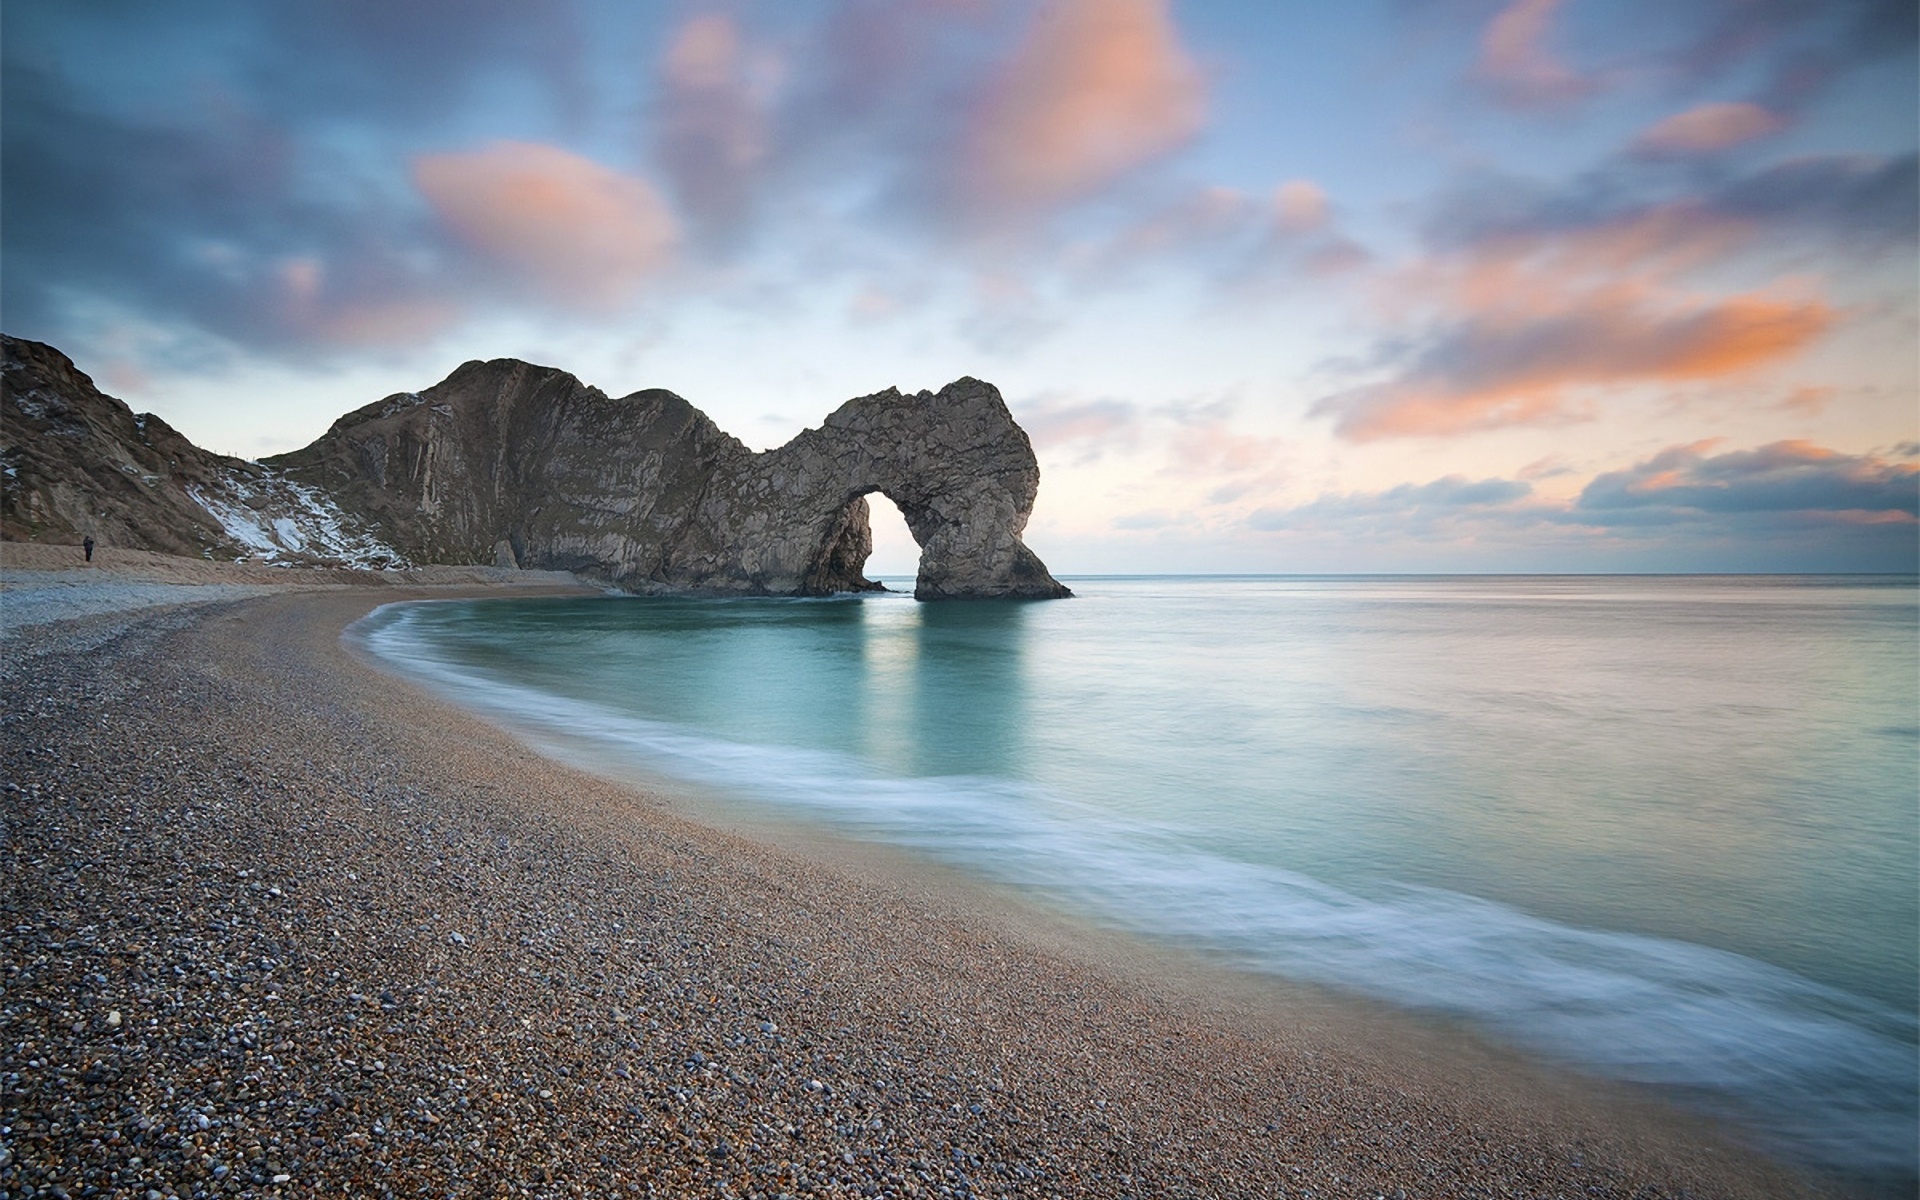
[3,335,218,553]
[273,359,1070,599]
[2,335,407,566]
[2,334,1069,598]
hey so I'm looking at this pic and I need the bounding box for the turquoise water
[351,575,1919,1179]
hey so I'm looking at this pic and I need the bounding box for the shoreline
[0,566,1841,1197]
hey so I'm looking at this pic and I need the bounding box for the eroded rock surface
[3,336,1069,598]
[2,336,407,567]
[679,378,1071,599]
[272,361,1069,598]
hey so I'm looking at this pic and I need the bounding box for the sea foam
[354,599,1918,1177]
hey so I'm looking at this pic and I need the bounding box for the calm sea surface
[351,575,1919,1178]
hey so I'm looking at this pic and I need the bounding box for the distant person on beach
[83,536,94,563]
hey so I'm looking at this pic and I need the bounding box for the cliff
[1,336,1070,599]
[1,336,407,567]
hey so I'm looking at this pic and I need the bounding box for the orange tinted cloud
[1318,289,1832,440]
[959,0,1204,220]
[414,142,677,309]
[1318,182,1842,440]
[1633,102,1785,157]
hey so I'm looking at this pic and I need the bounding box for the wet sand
[0,558,1832,1198]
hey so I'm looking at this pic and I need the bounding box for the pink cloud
[957,0,1205,221]
[653,14,774,240]
[414,141,677,310]
[270,256,462,347]
[1015,394,1140,459]
[1166,420,1286,477]
[1633,102,1786,157]
[1272,180,1328,234]
[1315,188,1845,440]
[1318,287,1833,440]
[1473,0,1595,110]
[312,297,463,347]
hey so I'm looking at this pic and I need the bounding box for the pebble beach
[0,552,1829,1198]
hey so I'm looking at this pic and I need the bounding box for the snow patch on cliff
[189,470,407,568]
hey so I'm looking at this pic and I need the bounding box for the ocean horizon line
[862,570,1920,581]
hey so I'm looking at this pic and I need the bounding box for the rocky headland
[0,336,1069,600]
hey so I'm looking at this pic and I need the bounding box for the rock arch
[265,356,1070,599]
[702,378,1072,600]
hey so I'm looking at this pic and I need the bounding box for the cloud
[1063,185,1256,281]
[1665,0,1916,118]
[1315,287,1832,439]
[797,0,991,129]
[1273,180,1330,234]
[1419,155,1918,284]
[957,268,1061,353]
[1472,0,1595,110]
[1112,509,1177,530]
[651,14,775,244]
[1312,146,1909,441]
[1260,179,1373,281]
[1014,394,1140,460]
[262,0,586,126]
[1423,152,1918,256]
[1236,444,1917,570]
[1166,421,1286,477]
[413,142,678,310]
[1519,454,1580,480]
[0,57,454,359]
[1248,475,1534,530]
[954,0,1206,222]
[1779,385,1836,415]
[1458,0,1906,122]
[1711,153,1919,249]
[1631,102,1786,158]
[1065,175,1371,297]
[1578,440,1920,519]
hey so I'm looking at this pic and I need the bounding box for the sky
[4,0,1916,574]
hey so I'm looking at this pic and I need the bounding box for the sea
[349,574,1919,1184]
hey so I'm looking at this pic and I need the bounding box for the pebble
[0,586,1806,1200]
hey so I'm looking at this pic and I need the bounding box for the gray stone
[4,337,1070,600]
[273,359,1071,600]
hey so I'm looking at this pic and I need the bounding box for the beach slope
[0,572,1819,1197]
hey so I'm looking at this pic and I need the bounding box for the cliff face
[271,359,1070,599]
[267,358,747,583]
[1,336,261,558]
[2,333,1069,598]
[1,335,407,567]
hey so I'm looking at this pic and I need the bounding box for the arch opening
[800,488,925,596]
[863,491,921,583]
